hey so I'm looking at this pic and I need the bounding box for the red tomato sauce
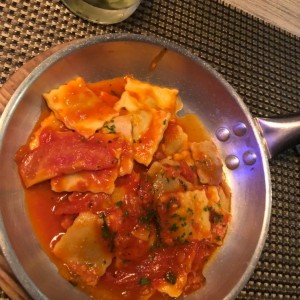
[21,113,225,299]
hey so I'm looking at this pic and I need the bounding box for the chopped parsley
[212,212,223,223]
[101,221,111,240]
[171,213,180,218]
[103,120,116,134]
[187,208,193,214]
[164,271,177,285]
[139,210,156,224]
[169,223,179,232]
[178,179,188,191]
[203,206,212,212]
[181,221,187,227]
[190,165,196,171]
[100,213,115,251]
[150,254,156,261]
[166,196,178,210]
[138,277,151,286]
[116,201,123,208]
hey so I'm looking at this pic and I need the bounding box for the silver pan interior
[0,34,271,300]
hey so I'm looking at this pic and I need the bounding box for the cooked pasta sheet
[16,76,231,300]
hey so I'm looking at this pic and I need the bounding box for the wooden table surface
[223,0,300,36]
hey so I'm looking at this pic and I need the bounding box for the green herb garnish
[116,201,123,208]
[164,271,177,285]
[139,277,151,286]
[169,223,179,232]
[203,206,212,212]
[212,212,223,223]
[178,179,188,191]
[103,120,116,134]
[187,208,193,214]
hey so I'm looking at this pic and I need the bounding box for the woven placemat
[0,0,299,299]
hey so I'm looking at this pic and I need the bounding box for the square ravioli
[15,76,231,300]
[43,77,119,138]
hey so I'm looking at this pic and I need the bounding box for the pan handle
[254,114,300,159]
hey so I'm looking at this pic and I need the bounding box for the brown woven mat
[0,0,299,299]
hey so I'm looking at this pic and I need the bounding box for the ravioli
[122,77,180,113]
[16,76,231,300]
[147,159,193,198]
[53,212,113,286]
[161,121,188,156]
[101,115,134,176]
[133,109,170,166]
[191,141,223,185]
[156,271,188,298]
[29,112,65,150]
[51,168,119,193]
[113,77,180,165]
[43,77,118,138]
[87,76,126,99]
[157,190,211,246]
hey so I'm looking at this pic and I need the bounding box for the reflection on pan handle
[255,113,300,159]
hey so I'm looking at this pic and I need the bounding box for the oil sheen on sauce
[25,113,216,300]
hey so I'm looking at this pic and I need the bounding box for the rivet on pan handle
[254,113,300,159]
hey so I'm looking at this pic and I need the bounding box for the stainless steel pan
[0,34,299,300]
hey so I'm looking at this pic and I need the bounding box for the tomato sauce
[19,99,228,299]
[16,73,229,300]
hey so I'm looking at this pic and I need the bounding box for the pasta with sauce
[15,76,231,299]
